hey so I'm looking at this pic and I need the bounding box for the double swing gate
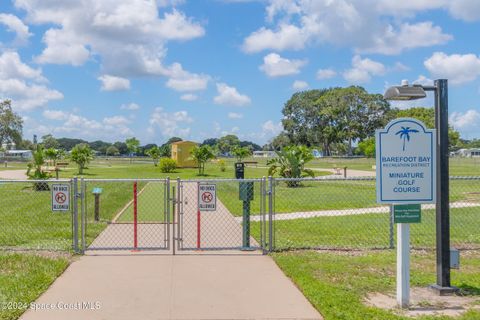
[74,178,271,253]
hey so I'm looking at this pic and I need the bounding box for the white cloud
[292,80,309,90]
[343,55,386,83]
[392,62,410,72]
[261,120,282,139]
[36,28,90,66]
[413,75,434,86]
[120,102,140,110]
[259,53,307,77]
[316,68,337,80]
[214,83,251,106]
[228,112,243,119]
[424,52,480,85]
[358,22,452,55]
[0,51,63,110]
[103,115,130,126]
[449,109,480,136]
[0,13,32,45]
[148,107,193,138]
[34,110,133,140]
[17,0,205,77]
[448,0,480,22]
[0,51,44,81]
[165,63,209,92]
[243,1,452,55]
[43,109,68,120]
[98,75,131,91]
[243,24,307,53]
[180,93,198,101]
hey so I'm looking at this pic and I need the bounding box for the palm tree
[145,146,161,166]
[395,127,419,151]
[267,145,315,187]
[191,145,215,175]
[26,145,51,190]
[70,143,94,174]
[232,146,252,163]
[44,148,61,167]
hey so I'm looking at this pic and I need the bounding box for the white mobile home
[457,148,480,157]
[253,151,276,158]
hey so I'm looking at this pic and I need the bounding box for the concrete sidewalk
[20,252,322,320]
[0,169,27,179]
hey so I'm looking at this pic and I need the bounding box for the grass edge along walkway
[0,252,71,320]
[272,250,480,320]
[242,201,480,222]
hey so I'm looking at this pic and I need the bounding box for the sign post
[51,184,70,212]
[376,118,435,308]
[239,181,254,250]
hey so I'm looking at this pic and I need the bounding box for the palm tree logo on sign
[395,127,419,151]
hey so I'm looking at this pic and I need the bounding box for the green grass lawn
[0,182,72,250]
[1,159,478,251]
[116,182,168,223]
[252,207,480,250]
[0,158,477,320]
[273,250,480,320]
[57,160,273,179]
[450,158,480,176]
[0,252,70,320]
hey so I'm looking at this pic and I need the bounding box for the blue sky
[0,0,480,146]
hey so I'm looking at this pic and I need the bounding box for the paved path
[242,201,480,222]
[310,167,376,177]
[257,165,375,177]
[0,169,27,179]
[20,252,322,320]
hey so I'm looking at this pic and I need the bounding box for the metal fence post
[81,178,86,253]
[165,178,170,250]
[171,178,175,255]
[177,177,181,253]
[268,176,274,252]
[389,204,394,249]
[261,177,266,254]
[72,177,78,253]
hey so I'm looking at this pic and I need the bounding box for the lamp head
[384,83,427,101]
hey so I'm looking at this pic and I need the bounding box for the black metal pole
[431,79,456,294]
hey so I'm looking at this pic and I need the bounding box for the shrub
[267,145,315,187]
[159,158,177,173]
[218,159,226,172]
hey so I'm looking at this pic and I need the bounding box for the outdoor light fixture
[384,79,457,295]
[383,83,427,100]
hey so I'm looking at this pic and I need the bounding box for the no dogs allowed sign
[198,184,216,211]
[52,184,70,211]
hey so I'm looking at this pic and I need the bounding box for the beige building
[171,141,197,167]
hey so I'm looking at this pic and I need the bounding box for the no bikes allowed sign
[52,184,70,212]
[198,183,216,211]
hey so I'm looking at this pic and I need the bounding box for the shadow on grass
[78,172,98,176]
[458,284,480,296]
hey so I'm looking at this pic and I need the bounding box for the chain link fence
[176,178,267,252]
[0,176,477,254]
[270,176,480,251]
[81,179,169,251]
[0,179,74,251]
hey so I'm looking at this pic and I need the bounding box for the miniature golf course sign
[376,118,436,204]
